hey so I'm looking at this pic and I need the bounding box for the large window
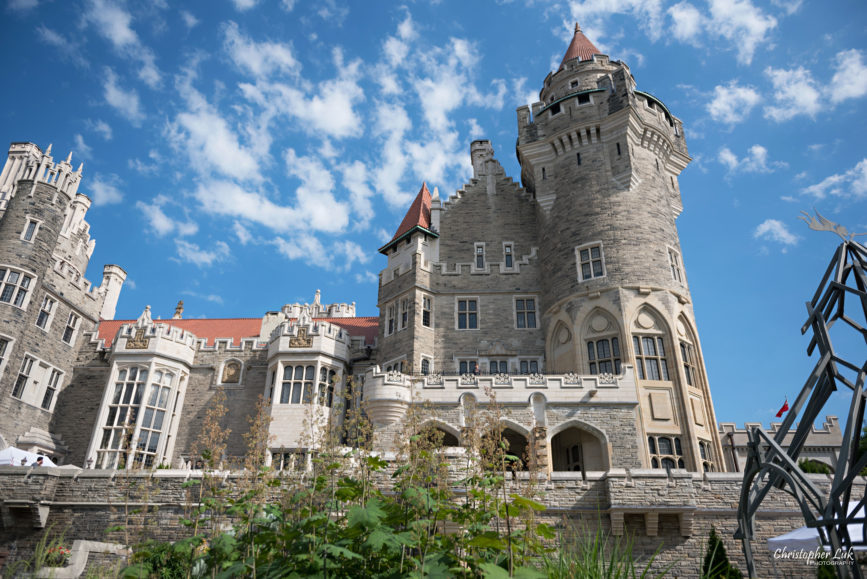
[576,243,605,281]
[281,365,314,404]
[36,296,55,330]
[648,435,684,469]
[489,360,508,374]
[134,370,174,467]
[457,298,478,329]
[0,267,33,308]
[519,360,539,374]
[587,338,621,374]
[515,298,537,329]
[400,298,409,330]
[459,360,477,374]
[668,249,683,283]
[96,367,147,469]
[62,312,80,344]
[634,336,670,381]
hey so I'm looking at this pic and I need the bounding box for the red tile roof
[379,182,435,254]
[559,23,601,69]
[96,316,379,348]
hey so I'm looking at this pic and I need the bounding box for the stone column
[531,426,548,471]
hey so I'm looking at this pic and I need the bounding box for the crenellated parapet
[0,142,83,214]
[281,289,356,319]
[107,309,199,366]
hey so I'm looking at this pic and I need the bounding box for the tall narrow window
[475,244,485,269]
[36,296,55,330]
[422,296,432,327]
[576,244,605,281]
[420,358,430,375]
[680,341,699,387]
[542,167,547,180]
[457,299,478,329]
[489,360,508,374]
[62,312,80,344]
[41,369,62,410]
[12,355,34,398]
[515,298,537,329]
[0,268,33,308]
[634,336,670,380]
[504,244,514,268]
[576,152,581,165]
[668,249,683,283]
[400,299,409,330]
[0,338,8,371]
[587,338,621,374]
[318,367,336,408]
[616,142,622,156]
[386,304,395,335]
[133,370,174,467]
[22,219,39,242]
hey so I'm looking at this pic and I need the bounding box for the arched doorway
[416,425,460,448]
[551,426,605,472]
[482,427,530,471]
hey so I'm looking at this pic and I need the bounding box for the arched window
[648,434,684,470]
[632,309,671,381]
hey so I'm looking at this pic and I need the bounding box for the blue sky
[1,0,865,428]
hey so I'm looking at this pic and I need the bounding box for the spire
[559,22,601,70]
[378,182,438,254]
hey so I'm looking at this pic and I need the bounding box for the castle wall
[0,467,854,578]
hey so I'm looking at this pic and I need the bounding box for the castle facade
[0,26,725,476]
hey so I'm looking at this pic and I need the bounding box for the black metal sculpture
[736,211,867,578]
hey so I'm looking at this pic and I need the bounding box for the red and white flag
[775,399,789,418]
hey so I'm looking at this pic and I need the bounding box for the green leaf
[510,494,546,511]
[365,455,388,471]
[512,566,547,578]
[320,543,363,561]
[468,532,506,550]
[347,498,386,529]
[535,523,556,539]
[479,562,511,578]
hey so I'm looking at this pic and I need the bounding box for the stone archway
[416,422,461,448]
[550,426,606,472]
[481,427,530,471]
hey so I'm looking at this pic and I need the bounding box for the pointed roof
[378,182,438,254]
[559,23,601,70]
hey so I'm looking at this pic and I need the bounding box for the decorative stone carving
[221,361,241,384]
[563,372,581,385]
[636,311,654,329]
[289,327,313,348]
[135,305,152,327]
[493,373,511,385]
[386,371,403,383]
[126,328,150,349]
[426,373,443,386]
[528,373,545,385]
[597,373,617,384]
[460,373,477,386]
[590,315,609,333]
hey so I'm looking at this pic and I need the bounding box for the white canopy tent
[0,446,57,467]
[768,504,867,552]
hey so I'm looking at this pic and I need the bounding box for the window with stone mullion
[0,268,32,307]
[648,435,684,469]
[457,299,478,329]
[134,370,174,468]
[587,338,621,374]
[281,364,315,404]
[317,366,337,408]
[680,341,699,387]
[634,336,670,380]
[41,369,61,410]
[12,355,34,398]
[97,366,147,469]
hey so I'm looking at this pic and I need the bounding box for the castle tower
[516,25,724,472]
[0,142,125,458]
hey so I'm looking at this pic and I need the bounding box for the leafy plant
[702,526,743,579]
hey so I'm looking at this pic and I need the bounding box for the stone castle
[0,24,723,477]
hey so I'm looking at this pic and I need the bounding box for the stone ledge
[34,540,129,579]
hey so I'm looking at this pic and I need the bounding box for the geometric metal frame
[736,227,867,579]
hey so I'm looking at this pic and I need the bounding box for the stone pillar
[530,426,548,471]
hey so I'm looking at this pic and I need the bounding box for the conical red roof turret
[559,23,601,70]
[378,182,438,254]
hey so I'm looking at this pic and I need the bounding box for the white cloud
[223,21,300,79]
[36,25,88,67]
[802,159,867,200]
[179,10,198,28]
[354,270,379,284]
[706,81,760,124]
[280,0,296,10]
[88,173,124,205]
[233,222,252,244]
[829,49,867,105]
[285,148,350,232]
[708,0,776,65]
[8,0,38,10]
[83,0,161,88]
[103,68,145,125]
[136,196,198,237]
[718,145,787,174]
[339,160,375,228]
[167,76,263,182]
[231,0,258,10]
[764,66,822,122]
[668,2,704,43]
[568,0,667,43]
[86,119,113,140]
[181,290,224,305]
[175,240,230,267]
[754,219,799,248]
[73,134,92,161]
[273,236,368,271]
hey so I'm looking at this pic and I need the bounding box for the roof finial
[575,22,581,33]
[65,151,73,164]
